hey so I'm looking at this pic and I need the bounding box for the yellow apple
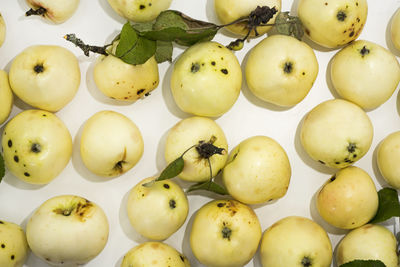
[377,131,400,189]
[26,0,80,23]
[0,13,5,47]
[107,0,172,22]
[391,8,400,50]
[0,70,13,125]
[0,220,29,267]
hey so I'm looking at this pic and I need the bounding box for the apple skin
[214,0,281,37]
[222,135,291,204]
[331,40,400,109]
[0,13,5,47]
[391,8,400,50]
[300,99,373,169]
[9,45,81,112]
[80,110,144,177]
[121,242,190,267]
[245,34,318,106]
[190,199,262,267]
[316,166,378,229]
[107,0,172,22]
[93,54,159,101]
[297,0,367,48]
[170,41,242,117]
[0,70,13,125]
[0,220,29,267]
[377,131,400,189]
[26,0,80,23]
[336,224,399,267]
[260,216,332,267]
[126,177,189,240]
[164,116,228,182]
[26,195,109,266]
[1,109,72,184]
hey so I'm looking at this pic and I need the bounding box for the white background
[1,0,400,266]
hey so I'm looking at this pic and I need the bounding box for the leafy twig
[64,34,109,56]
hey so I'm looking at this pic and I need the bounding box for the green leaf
[369,187,400,224]
[275,12,304,41]
[339,259,386,267]
[115,22,139,57]
[154,40,173,63]
[187,181,229,195]
[0,153,4,183]
[157,156,184,181]
[131,21,154,32]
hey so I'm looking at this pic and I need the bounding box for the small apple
[260,216,332,267]
[126,177,189,240]
[190,199,262,267]
[0,70,13,125]
[0,220,29,267]
[316,166,378,229]
[336,224,398,267]
[164,116,228,182]
[9,45,81,112]
[297,0,367,48]
[170,41,242,117]
[120,242,190,267]
[1,109,72,184]
[245,34,318,106]
[391,8,400,50]
[214,0,281,37]
[377,131,400,189]
[222,135,291,204]
[0,13,5,47]
[25,0,80,24]
[107,0,172,22]
[331,40,400,109]
[26,195,109,266]
[80,110,144,177]
[300,99,373,168]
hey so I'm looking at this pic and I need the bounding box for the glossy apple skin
[0,13,5,47]
[297,0,367,48]
[391,8,400,50]
[1,109,72,184]
[331,40,400,109]
[26,0,80,23]
[190,199,262,267]
[336,224,399,267]
[0,70,13,125]
[260,216,332,267]
[0,220,29,267]
[245,34,318,106]
[377,131,400,189]
[107,0,172,22]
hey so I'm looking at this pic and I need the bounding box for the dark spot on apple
[305,28,310,35]
[24,172,30,177]
[302,72,306,75]
[337,11,347,21]
[357,17,360,22]
[217,202,226,208]
[301,256,312,267]
[191,62,200,73]
[218,45,222,48]
[45,257,51,261]
[163,183,170,189]
[42,114,47,117]
[0,221,3,224]
[169,199,176,209]
[31,143,41,153]
[318,160,325,165]
[356,2,359,6]
[114,160,126,173]
[330,174,336,182]
[335,161,340,165]
[137,88,145,95]
[221,68,228,75]
[349,31,355,37]
[180,255,185,262]
[34,64,44,73]
[148,3,152,6]
[324,2,328,5]
[211,61,216,66]
[283,62,293,74]
[13,155,19,163]
[7,140,12,147]
[359,45,369,57]
[221,226,232,241]
[1,244,5,248]
[10,255,15,260]
[139,4,145,9]
[347,142,356,153]
[353,154,357,158]
[145,92,150,97]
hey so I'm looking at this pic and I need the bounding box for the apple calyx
[283,62,293,74]
[337,10,347,21]
[301,256,312,267]
[26,7,47,18]
[359,45,370,57]
[112,147,127,174]
[221,225,232,240]
[31,143,41,153]
[33,64,44,74]
[52,199,93,221]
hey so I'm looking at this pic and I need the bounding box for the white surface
[0,0,399,266]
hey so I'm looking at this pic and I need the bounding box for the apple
[377,131,400,189]
[9,45,81,112]
[164,116,228,182]
[260,216,332,267]
[391,8,400,50]
[25,0,80,24]
[245,34,318,106]
[336,224,398,267]
[331,40,400,109]
[80,110,144,177]
[0,220,29,267]
[120,242,190,267]
[190,199,262,267]
[26,195,109,266]
[107,0,172,22]
[1,109,72,184]
[214,0,281,37]
[0,13,5,47]
[170,41,242,117]
[300,99,373,168]
[0,70,13,125]
[126,177,189,240]
[316,166,378,229]
[222,135,291,204]
[297,0,368,48]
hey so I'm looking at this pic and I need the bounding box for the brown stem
[64,34,108,57]
[26,7,47,17]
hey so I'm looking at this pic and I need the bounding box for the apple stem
[25,7,47,17]
[64,34,108,57]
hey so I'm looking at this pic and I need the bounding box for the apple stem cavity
[25,7,47,17]
[301,256,312,267]
[64,34,108,57]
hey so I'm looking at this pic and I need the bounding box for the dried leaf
[275,12,304,40]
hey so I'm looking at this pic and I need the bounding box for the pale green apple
[0,13,5,47]
[377,131,400,189]
[316,166,378,229]
[391,8,400,50]
[222,135,291,204]
[170,41,242,117]
[0,70,13,125]
[126,177,189,240]
[107,0,172,22]
[297,0,367,48]
[121,242,190,267]
[9,45,81,112]
[260,216,332,267]
[26,195,109,266]
[80,110,144,177]
[245,34,318,106]
[0,220,29,267]
[1,109,72,184]
[300,99,373,168]
[164,116,228,182]
[331,40,400,109]
[190,199,262,267]
[26,0,80,23]
[336,224,398,267]
[214,0,281,37]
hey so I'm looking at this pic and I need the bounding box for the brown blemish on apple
[137,88,145,95]
[139,4,146,10]
[220,68,228,75]
[7,139,12,147]
[191,62,200,73]
[169,199,176,209]
[151,243,160,249]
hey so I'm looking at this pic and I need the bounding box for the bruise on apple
[52,199,94,222]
